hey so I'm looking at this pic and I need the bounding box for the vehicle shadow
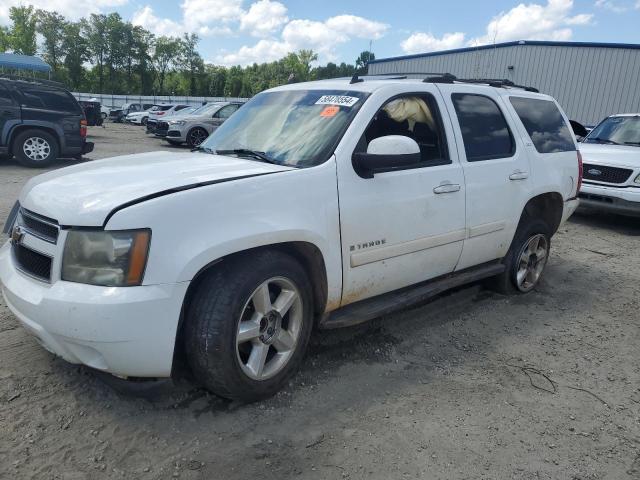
[569,210,640,236]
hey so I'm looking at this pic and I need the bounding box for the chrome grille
[12,243,52,282]
[583,163,633,184]
[18,208,59,243]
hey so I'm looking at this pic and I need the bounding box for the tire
[101,112,107,120]
[184,250,314,402]
[186,127,208,148]
[12,129,59,168]
[490,218,551,294]
[166,139,183,146]
[141,116,148,126]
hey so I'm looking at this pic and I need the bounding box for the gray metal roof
[0,53,51,72]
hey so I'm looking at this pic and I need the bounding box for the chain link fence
[72,92,249,108]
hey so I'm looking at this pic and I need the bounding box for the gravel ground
[1,124,639,480]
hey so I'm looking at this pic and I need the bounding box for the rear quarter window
[509,97,575,153]
[20,86,81,113]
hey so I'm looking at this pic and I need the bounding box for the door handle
[509,171,529,181]
[433,183,461,194]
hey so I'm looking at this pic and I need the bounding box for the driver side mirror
[352,135,421,179]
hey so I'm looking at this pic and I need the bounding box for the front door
[336,87,466,305]
[0,83,20,148]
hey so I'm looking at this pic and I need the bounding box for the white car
[578,114,640,216]
[125,106,156,125]
[1,76,580,401]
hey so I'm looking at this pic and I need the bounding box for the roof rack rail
[349,72,456,84]
[0,73,65,88]
[453,78,539,92]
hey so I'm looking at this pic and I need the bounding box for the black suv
[0,75,94,167]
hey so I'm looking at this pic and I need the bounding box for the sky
[1,0,640,66]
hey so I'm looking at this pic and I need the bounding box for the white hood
[20,151,292,226]
[579,143,640,169]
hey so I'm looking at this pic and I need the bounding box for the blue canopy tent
[0,53,52,77]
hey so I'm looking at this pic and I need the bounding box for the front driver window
[358,94,450,166]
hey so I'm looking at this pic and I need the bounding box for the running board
[319,262,505,330]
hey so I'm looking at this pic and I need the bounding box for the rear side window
[452,93,514,161]
[510,97,575,153]
[159,105,173,111]
[20,86,80,113]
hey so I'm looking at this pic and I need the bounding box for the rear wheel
[184,250,314,402]
[490,219,551,294]
[141,116,148,126]
[12,129,59,168]
[186,127,208,148]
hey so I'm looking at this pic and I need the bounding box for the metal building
[368,40,640,125]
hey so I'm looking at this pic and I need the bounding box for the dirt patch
[1,124,640,479]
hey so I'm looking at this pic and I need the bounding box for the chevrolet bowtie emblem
[10,225,25,246]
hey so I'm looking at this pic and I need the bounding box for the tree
[355,50,375,72]
[180,33,203,95]
[9,6,37,55]
[36,11,68,74]
[82,14,108,92]
[152,36,181,94]
[62,22,87,90]
[0,26,10,52]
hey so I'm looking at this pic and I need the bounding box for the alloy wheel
[188,128,207,146]
[516,233,549,292]
[23,137,51,162]
[235,277,303,381]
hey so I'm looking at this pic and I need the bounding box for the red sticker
[320,105,340,117]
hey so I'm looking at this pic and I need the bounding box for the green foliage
[9,6,37,55]
[2,9,363,97]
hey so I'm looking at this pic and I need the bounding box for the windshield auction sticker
[315,95,360,107]
[320,105,340,117]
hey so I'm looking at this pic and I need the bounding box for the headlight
[635,174,640,184]
[62,229,151,287]
[169,120,186,126]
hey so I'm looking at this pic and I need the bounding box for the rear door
[0,82,20,148]
[16,84,83,151]
[438,84,532,270]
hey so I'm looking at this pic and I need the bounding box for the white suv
[578,114,640,216]
[0,76,580,401]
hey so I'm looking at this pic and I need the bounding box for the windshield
[585,115,640,145]
[200,90,368,167]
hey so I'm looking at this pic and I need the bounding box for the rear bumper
[578,183,640,217]
[0,241,189,378]
[561,198,579,225]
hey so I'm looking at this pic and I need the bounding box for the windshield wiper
[623,141,640,146]
[191,145,215,153]
[215,149,282,165]
[588,137,620,145]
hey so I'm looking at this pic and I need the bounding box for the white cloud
[132,6,185,37]
[401,32,466,54]
[220,14,388,66]
[240,0,288,37]
[470,0,593,45]
[594,0,631,13]
[182,0,244,34]
[217,38,291,65]
[325,15,388,40]
[0,0,128,24]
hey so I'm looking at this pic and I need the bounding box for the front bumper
[0,241,189,378]
[578,183,640,217]
[165,127,187,141]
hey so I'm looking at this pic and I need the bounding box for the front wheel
[490,219,551,294]
[141,116,148,125]
[184,250,314,402]
[186,127,208,148]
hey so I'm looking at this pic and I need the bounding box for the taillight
[157,111,165,115]
[80,119,87,138]
[576,150,583,195]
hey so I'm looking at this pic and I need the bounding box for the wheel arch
[9,124,63,153]
[519,192,564,235]
[171,241,329,375]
